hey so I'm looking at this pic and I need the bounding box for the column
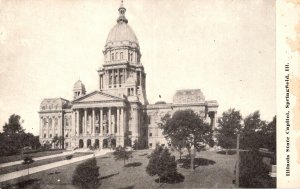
[100,108,103,135]
[76,110,79,135]
[39,117,42,138]
[117,108,120,135]
[72,111,75,137]
[108,107,111,134]
[140,71,142,88]
[84,109,87,135]
[120,108,124,136]
[92,108,95,135]
[52,117,55,137]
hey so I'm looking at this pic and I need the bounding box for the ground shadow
[217,150,236,155]
[124,162,142,168]
[154,172,185,184]
[118,185,135,189]
[48,171,61,175]
[139,153,148,156]
[100,172,119,180]
[3,178,41,189]
[99,156,111,159]
[177,158,216,169]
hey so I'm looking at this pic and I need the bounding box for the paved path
[0,149,111,183]
[0,151,74,168]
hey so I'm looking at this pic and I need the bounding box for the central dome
[106,23,139,46]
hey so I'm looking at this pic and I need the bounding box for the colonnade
[73,107,125,137]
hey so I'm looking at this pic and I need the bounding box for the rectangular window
[149,133,152,137]
[148,116,151,124]
[44,133,46,138]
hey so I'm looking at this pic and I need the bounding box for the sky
[0,0,275,135]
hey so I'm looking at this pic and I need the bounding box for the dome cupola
[73,80,86,100]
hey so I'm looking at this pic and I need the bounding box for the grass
[0,149,236,189]
[0,149,66,164]
[0,152,93,175]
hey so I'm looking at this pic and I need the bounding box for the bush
[66,155,73,160]
[72,158,100,189]
[239,150,275,188]
[146,145,178,182]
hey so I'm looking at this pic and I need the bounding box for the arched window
[48,118,52,128]
[130,53,133,62]
[43,118,47,127]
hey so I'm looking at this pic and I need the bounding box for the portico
[71,91,127,148]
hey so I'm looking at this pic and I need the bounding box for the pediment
[73,91,123,103]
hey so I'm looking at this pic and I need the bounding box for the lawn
[1,149,236,189]
[0,150,66,164]
[0,152,93,175]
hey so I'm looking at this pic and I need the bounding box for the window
[149,133,152,137]
[65,142,68,147]
[120,52,123,59]
[44,133,46,138]
[65,118,69,127]
[50,134,52,138]
[130,53,133,62]
[149,143,152,147]
[48,118,52,127]
[65,132,68,138]
[54,118,58,127]
[111,53,114,61]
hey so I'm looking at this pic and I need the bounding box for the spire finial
[117,0,128,24]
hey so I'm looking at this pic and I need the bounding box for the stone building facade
[38,2,218,149]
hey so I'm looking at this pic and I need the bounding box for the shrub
[146,145,178,182]
[239,150,275,188]
[66,155,73,160]
[113,145,133,165]
[72,158,100,189]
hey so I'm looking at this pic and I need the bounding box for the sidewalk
[0,149,111,183]
[0,151,74,168]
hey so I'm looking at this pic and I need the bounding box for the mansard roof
[40,97,71,111]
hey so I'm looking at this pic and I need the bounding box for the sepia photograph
[0,0,280,188]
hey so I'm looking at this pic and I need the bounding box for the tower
[98,1,148,105]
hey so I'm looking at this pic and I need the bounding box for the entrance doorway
[87,139,91,148]
[79,139,84,148]
[103,139,108,148]
[95,139,99,149]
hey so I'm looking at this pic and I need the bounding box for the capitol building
[38,2,218,149]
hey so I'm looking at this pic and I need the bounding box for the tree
[113,145,133,165]
[160,109,213,170]
[261,116,276,153]
[0,114,41,156]
[240,111,267,150]
[23,156,34,177]
[146,145,177,183]
[3,114,24,134]
[52,135,63,149]
[215,109,242,152]
[72,158,100,189]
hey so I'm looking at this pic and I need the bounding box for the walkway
[0,151,74,168]
[0,149,111,183]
